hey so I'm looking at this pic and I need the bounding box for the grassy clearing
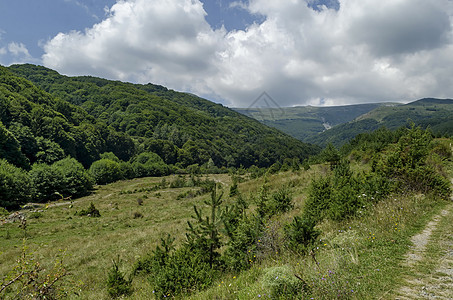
[1,174,234,299]
[1,162,451,299]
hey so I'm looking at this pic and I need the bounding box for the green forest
[0,64,318,209]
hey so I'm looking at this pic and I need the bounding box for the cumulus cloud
[0,42,38,65]
[43,0,225,90]
[43,0,453,107]
[8,42,32,57]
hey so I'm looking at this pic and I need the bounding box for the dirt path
[394,193,453,299]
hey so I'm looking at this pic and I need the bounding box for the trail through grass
[394,196,453,299]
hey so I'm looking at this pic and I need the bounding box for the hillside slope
[308,98,453,147]
[5,64,319,168]
[234,103,392,141]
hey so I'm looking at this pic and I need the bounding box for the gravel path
[395,182,453,300]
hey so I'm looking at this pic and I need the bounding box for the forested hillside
[8,64,319,168]
[234,103,391,141]
[0,64,319,209]
[307,98,453,147]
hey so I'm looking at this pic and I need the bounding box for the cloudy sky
[1,0,453,107]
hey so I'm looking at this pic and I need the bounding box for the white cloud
[43,0,225,89]
[8,42,32,57]
[42,0,453,107]
[229,1,248,10]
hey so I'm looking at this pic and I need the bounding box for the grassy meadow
[1,161,452,299]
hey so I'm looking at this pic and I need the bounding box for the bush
[223,214,263,271]
[134,236,215,298]
[119,161,135,179]
[375,126,451,197]
[0,240,72,299]
[303,177,332,222]
[53,157,93,197]
[31,158,92,202]
[0,207,9,216]
[89,159,122,185]
[285,216,320,253]
[0,159,32,209]
[0,122,29,169]
[269,187,294,214]
[30,163,64,202]
[150,246,215,298]
[106,258,132,298]
[131,152,171,178]
[100,152,120,162]
[75,202,100,217]
[261,265,305,298]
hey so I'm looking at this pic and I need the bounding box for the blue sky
[1,0,452,107]
[0,0,265,63]
[0,0,338,63]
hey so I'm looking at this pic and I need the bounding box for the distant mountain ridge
[235,98,453,147]
[234,102,397,142]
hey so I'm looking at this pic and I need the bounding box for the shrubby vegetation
[0,159,32,209]
[304,125,451,225]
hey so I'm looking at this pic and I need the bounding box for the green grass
[1,163,451,299]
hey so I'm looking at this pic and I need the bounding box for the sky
[1,0,453,107]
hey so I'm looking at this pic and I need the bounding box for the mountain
[234,103,394,142]
[235,98,453,147]
[307,98,453,147]
[4,64,319,169]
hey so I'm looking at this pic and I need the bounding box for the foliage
[285,216,320,253]
[30,158,92,202]
[89,159,123,185]
[375,125,451,197]
[223,214,263,271]
[303,159,392,223]
[261,265,305,298]
[0,159,32,209]
[106,258,132,298]
[35,137,66,165]
[30,163,64,203]
[186,184,223,268]
[319,143,341,168]
[8,64,319,170]
[256,182,294,219]
[133,234,215,298]
[0,240,71,300]
[229,176,239,197]
[0,122,29,169]
[131,152,171,178]
[52,157,93,197]
[75,202,100,217]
